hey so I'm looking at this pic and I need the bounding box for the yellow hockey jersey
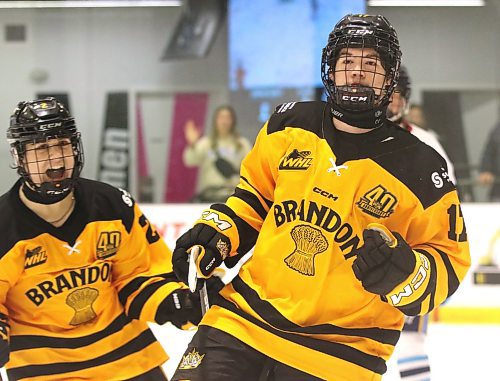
[200,101,471,381]
[0,179,183,381]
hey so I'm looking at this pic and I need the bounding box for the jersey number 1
[447,204,467,242]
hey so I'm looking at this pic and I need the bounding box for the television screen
[228,0,366,140]
[229,0,366,90]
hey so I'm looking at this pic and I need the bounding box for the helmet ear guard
[6,97,84,201]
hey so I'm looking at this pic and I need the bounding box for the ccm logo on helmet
[39,122,62,130]
[347,30,374,36]
[342,95,369,103]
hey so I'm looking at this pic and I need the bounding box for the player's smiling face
[332,48,388,96]
[23,137,75,186]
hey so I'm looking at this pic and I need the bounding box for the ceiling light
[0,1,182,9]
[368,0,484,6]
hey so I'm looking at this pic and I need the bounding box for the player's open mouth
[46,168,66,180]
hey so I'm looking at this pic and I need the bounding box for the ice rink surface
[151,322,500,381]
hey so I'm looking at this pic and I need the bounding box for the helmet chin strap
[22,180,72,205]
[330,101,388,129]
[329,87,388,129]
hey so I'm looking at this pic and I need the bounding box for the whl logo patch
[279,149,313,170]
[25,246,48,269]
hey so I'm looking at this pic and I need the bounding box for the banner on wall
[97,93,129,190]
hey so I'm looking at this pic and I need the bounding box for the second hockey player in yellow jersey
[171,14,471,381]
[0,98,204,381]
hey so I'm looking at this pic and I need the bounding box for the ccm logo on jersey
[201,211,232,231]
[389,254,430,305]
[313,187,338,201]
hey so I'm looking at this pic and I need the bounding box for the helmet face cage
[321,14,402,112]
[7,98,84,197]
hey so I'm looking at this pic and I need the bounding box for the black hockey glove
[172,223,231,290]
[0,339,9,367]
[352,228,416,296]
[156,279,225,329]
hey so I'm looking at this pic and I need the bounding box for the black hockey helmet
[387,65,411,123]
[7,97,84,199]
[321,14,402,128]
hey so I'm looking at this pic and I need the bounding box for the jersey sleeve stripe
[127,280,172,319]
[10,313,131,351]
[240,176,273,208]
[232,187,268,221]
[118,272,177,306]
[210,203,259,255]
[8,329,157,380]
[428,244,461,298]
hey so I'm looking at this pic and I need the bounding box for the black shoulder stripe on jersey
[213,295,387,374]
[240,176,273,209]
[427,244,461,298]
[8,329,156,380]
[210,203,259,255]
[396,249,438,316]
[370,148,455,210]
[221,275,400,345]
[267,101,326,137]
[127,279,173,319]
[10,313,131,351]
[232,187,268,220]
[118,272,177,306]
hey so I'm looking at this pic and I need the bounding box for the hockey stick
[188,245,210,316]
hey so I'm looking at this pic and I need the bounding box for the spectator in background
[406,104,427,130]
[478,121,500,201]
[183,105,251,202]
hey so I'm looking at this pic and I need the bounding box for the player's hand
[352,228,416,296]
[172,224,231,289]
[156,279,225,329]
[0,339,9,367]
[156,288,202,329]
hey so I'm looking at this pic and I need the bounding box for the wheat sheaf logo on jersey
[284,225,328,276]
[357,185,397,219]
[279,149,313,170]
[96,231,121,259]
[178,348,205,370]
[66,287,99,325]
[24,246,48,269]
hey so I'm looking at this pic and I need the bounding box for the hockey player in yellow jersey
[171,14,471,381]
[0,97,205,381]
